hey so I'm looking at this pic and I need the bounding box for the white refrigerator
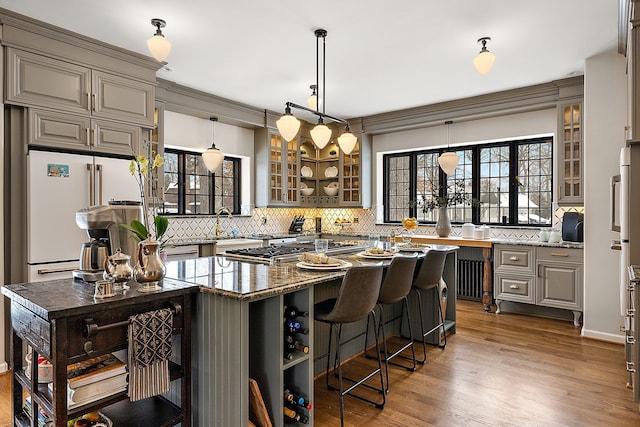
[27,150,140,282]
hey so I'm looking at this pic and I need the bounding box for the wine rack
[249,287,314,426]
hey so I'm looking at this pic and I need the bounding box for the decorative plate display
[328,182,339,188]
[301,166,313,177]
[296,261,352,270]
[324,166,338,177]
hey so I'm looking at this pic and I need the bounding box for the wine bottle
[284,352,294,360]
[285,320,301,330]
[284,388,295,402]
[284,341,309,354]
[292,393,312,410]
[283,406,300,422]
[285,323,309,335]
[284,305,309,319]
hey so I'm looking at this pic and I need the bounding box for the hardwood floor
[1,300,639,426]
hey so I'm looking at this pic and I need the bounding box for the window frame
[383,136,553,226]
[162,148,241,216]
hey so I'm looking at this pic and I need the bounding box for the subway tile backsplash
[165,205,584,242]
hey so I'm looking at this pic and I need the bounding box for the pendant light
[203,117,225,173]
[276,28,357,152]
[438,121,460,175]
[147,18,172,62]
[473,37,495,75]
[307,84,318,111]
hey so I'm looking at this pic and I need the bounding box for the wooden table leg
[482,247,493,312]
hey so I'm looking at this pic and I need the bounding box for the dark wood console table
[1,278,198,427]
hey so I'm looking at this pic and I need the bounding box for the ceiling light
[438,121,459,175]
[276,28,357,151]
[473,37,495,75]
[310,117,332,149]
[202,117,225,173]
[147,18,172,62]
[276,105,301,142]
[307,84,318,111]
[337,126,357,154]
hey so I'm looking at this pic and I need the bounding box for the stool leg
[435,286,447,348]
[377,304,390,393]
[399,296,417,371]
[414,289,427,364]
[325,321,334,390]
[334,323,346,427]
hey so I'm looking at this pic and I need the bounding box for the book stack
[24,396,51,427]
[48,353,128,409]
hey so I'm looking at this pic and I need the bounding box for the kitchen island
[165,246,458,427]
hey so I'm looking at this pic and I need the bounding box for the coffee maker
[73,202,143,282]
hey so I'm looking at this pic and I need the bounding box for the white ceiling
[0,1,620,119]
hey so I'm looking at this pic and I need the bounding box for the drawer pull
[509,256,519,261]
[551,252,569,257]
[37,266,76,275]
[509,285,519,289]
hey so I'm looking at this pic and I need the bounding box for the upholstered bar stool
[364,253,419,392]
[314,264,385,427]
[411,249,448,363]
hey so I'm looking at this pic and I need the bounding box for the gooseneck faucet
[215,206,233,238]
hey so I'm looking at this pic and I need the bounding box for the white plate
[297,257,343,267]
[300,182,308,189]
[301,166,313,177]
[396,244,431,252]
[357,251,395,259]
[296,261,352,270]
[325,166,338,177]
[328,181,339,188]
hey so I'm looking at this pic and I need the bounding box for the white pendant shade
[203,148,224,172]
[310,123,332,149]
[337,131,357,154]
[307,94,317,111]
[438,151,460,175]
[473,51,495,75]
[276,114,301,142]
[147,35,171,62]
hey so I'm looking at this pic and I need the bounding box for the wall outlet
[261,217,267,225]
[353,217,359,224]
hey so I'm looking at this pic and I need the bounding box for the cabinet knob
[509,256,519,261]
[509,284,519,289]
[83,340,94,354]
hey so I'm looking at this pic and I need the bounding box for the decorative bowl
[324,186,339,196]
[301,187,315,196]
[25,353,53,383]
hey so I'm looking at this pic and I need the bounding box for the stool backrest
[321,264,384,324]
[378,254,418,304]
[413,250,447,290]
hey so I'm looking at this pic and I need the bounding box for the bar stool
[314,264,385,427]
[363,253,419,392]
[412,249,448,363]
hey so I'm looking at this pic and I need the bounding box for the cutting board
[249,378,273,427]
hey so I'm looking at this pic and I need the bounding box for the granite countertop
[164,244,459,301]
[0,277,199,320]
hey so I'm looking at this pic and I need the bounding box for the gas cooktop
[223,241,364,264]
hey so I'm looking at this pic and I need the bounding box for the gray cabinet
[494,244,583,326]
[29,108,142,156]
[255,128,300,207]
[7,48,155,128]
[557,98,583,206]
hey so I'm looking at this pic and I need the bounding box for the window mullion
[508,142,517,224]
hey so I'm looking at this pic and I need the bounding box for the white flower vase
[435,207,451,237]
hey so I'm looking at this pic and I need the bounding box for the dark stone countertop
[1,277,199,320]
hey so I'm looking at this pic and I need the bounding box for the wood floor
[1,300,639,426]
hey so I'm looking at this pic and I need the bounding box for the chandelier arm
[322,31,326,114]
[285,102,350,127]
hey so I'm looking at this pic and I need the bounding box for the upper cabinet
[6,48,155,127]
[557,98,583,205]
[255,128,299,207]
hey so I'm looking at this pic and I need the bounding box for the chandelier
[276,29,357,154]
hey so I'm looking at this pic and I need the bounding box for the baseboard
[0,361,8,373]
[581,328,625,344]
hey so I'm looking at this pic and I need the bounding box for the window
[162,148,241,215]
[384,137,553,226]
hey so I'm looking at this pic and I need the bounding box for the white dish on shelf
[301,166,313,177]
[323,186,339,196]
[324,166,338,177]
[300,182,308,189]
[328,182,339,188]
[300,187,314,196]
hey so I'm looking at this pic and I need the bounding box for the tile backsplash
[166,205,584,242]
